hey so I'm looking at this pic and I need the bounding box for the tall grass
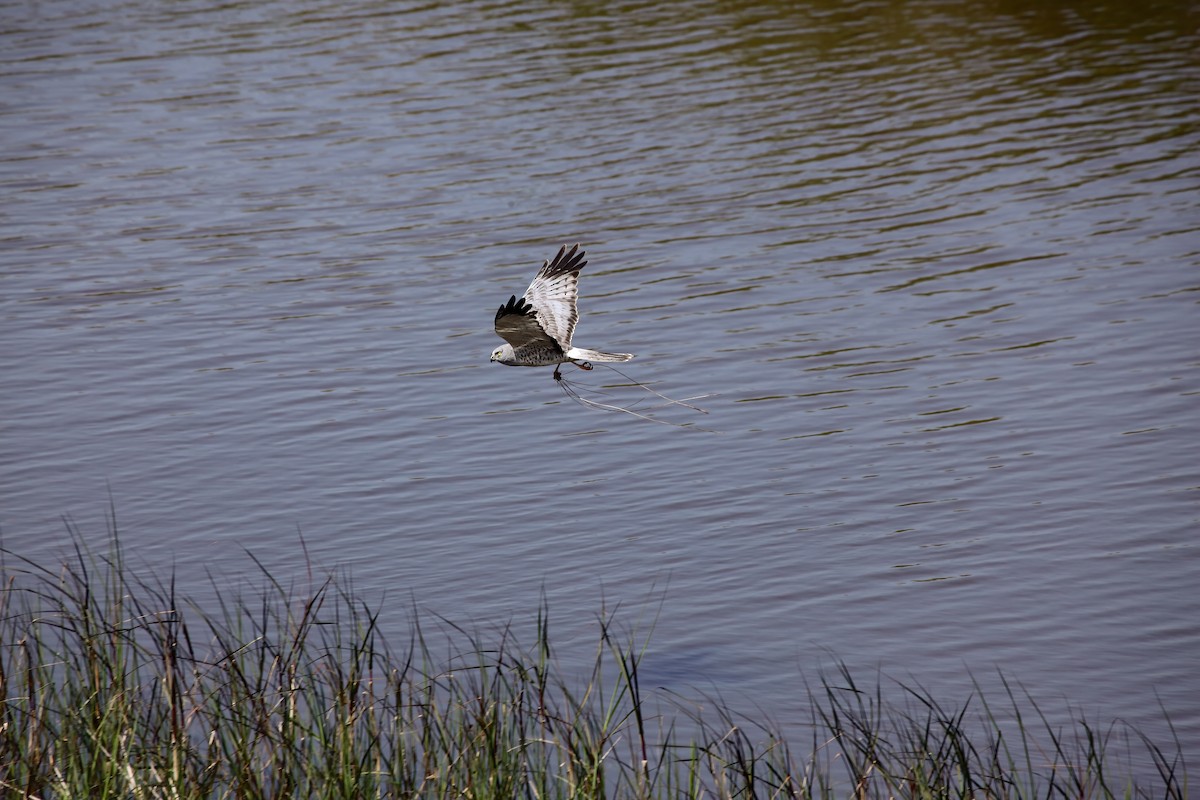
[0,524,1186,799]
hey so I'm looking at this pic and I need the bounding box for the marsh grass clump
[0,523,1187,799]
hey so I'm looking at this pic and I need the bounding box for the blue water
[2,0,1197,771]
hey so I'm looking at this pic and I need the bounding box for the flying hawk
[490,244,634,380]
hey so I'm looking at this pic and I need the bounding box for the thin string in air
[555,364,715,430]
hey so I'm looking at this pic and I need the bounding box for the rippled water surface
[3,0,1198,762]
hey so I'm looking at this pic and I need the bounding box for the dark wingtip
[496,293,535,322]
[542,242,588,277]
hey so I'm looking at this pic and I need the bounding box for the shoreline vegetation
[0,526,1186,799]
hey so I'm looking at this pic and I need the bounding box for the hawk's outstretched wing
[494,294,562,353]
[521,244,587,349]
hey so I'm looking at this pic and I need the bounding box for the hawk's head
[490,344,516,365]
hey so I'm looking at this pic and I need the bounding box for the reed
[0,524,1186,799]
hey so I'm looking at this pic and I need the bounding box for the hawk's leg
[553,365,562,381]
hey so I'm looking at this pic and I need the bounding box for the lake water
[3,0,1197,771]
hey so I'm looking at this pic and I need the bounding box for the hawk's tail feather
[568,347,634,363]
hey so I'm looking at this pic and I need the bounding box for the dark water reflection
[2,0,1197,768]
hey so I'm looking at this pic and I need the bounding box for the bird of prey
[490,244,634,380]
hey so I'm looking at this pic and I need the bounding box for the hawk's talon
[577,361,593,371]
